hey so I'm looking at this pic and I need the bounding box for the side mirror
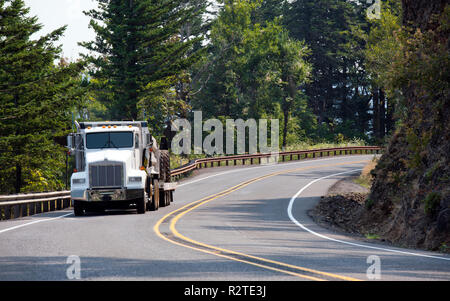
[67,133,75,155]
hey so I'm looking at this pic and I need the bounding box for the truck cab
[67,121,174,216]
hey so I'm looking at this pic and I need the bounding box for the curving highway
[0,155,449,281]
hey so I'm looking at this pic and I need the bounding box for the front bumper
[71,188,144,202]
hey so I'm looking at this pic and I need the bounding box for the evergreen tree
[285,0,372,141]
[191,0,312,148]
[365,0,402,141]
[0,0,85,193]
[80,0,207,124]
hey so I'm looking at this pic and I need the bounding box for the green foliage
[423,192,441,216]
[365,0,402,96]
[191,0,312,147]
[365,198,375,209]
[0,0,85,194]
[285,0,372,141]
[81,0,207,130]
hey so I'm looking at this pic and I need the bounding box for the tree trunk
[282,109,289,148]
[379,88,386,139]
[372,88,380,140]
[386,97,395,135]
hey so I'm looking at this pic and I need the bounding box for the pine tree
[285,0,371,140]
[80,0,207,123]
[191,0,312,148]
[0,0,85,193]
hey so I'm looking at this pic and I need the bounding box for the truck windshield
[86,132,133,149]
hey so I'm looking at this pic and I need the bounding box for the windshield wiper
[109,140,120,149]
[99,140,111,149]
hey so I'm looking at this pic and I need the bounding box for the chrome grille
[89,162,123,188]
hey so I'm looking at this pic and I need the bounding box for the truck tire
[146,177,152,211]
[159,189,171,207]
[149,179,159,211]
[73,200,84,216]
[160,150,171,183]
[136,197,146,214]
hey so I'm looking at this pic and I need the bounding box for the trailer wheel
[159,188,166,207]
[73,200,84,216]
[160,150,171,183]
[146,178,152,211]
[159,190,171,207]
[166,191,171,206]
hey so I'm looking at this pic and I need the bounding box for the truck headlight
[72,178,86,184]
[128,176,142,183]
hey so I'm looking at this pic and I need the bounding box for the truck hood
[85,149,136,168]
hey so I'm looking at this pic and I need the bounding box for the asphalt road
[0,155,449,281]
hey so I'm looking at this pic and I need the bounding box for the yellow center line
[154,160,369,281]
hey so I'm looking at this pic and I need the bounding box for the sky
[23,0,98,60]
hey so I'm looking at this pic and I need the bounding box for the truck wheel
[160,150,171,183]
[146,178,152,211]
[159,188,166,207]
[149,179,159,211]
[159,189,171,207]
[165,191,171,206]
[73,200,84,216]
[136,197,146,214]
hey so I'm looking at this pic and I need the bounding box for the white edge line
[0,212,73,235]
[287,169,450,261]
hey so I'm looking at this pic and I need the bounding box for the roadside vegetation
[353,157,378,189]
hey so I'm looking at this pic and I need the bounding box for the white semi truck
[67,121,175,216]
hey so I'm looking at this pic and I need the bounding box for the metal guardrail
[170,145,381,178]
[0,191,71,221]
[0,146,381,221]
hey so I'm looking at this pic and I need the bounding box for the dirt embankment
[309,160,450,253]
[309,177,388,243]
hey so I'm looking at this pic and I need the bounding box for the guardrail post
[21,203,28,217]
[12,204,19,219]
[6,205,11,220]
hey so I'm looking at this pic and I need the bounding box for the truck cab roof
[78,121,148,130]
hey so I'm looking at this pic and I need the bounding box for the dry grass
[353,158,378,189]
